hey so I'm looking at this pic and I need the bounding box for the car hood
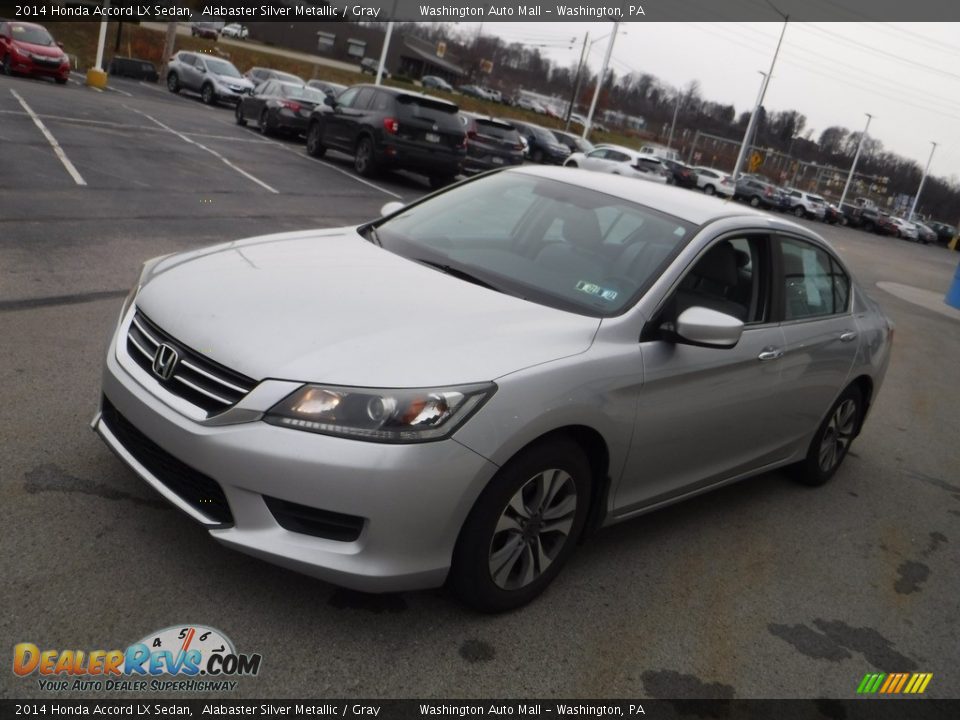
[136,229,601,387]
[215,74,253,88]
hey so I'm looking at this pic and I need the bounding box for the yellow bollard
[949,235,958,251]
[86,68,108,89]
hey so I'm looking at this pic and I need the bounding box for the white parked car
[516,97,546,113]
[889,217,919,241]
[220,24,249,40]
[693,166,735,197]
[564,145,668,184]
[785,189,827,220]
[639,144,681,162]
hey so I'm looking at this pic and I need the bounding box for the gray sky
[464,22,960,181]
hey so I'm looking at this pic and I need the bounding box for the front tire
[166,72,179,93]
[306,121,326,157]
[565,161,578,168]
[790,385,863,487]
[201,83,215,105]
[449,438,591,612]
[532,149,544,164]
[354,136,377,177]
[794,206,805,218]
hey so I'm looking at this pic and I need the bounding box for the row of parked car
[159,53,960,243]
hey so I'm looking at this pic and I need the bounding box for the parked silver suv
[166,51,254,106]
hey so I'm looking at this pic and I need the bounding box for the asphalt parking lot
[2,72,959,701]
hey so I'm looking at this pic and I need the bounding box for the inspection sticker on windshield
[575,281,618,302]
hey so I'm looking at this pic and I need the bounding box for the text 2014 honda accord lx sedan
[93,167,892,612]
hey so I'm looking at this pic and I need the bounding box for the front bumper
[376,143,464,177]
[214,85,250,104]
[10,56,69,79]
[93,307,500,592]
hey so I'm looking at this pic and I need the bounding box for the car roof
[352,84,458,108]
[507,165,787,226]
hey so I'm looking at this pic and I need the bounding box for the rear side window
[779,237,850,320]
[352,87,376,109]
[179,53,196,65]
[370,91,393,112]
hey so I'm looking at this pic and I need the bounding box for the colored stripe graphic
[857,672,932,694]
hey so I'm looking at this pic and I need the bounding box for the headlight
[265,383,496,443]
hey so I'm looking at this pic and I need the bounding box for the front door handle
[758,347,784,361]
[840,331,858,343]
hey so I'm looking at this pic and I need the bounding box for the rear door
[774,235,859,450]
[322,86,368,151]
[580,148,612,171]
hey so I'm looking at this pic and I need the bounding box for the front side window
[779,237,850,320]
[668,236,769,324]
[205,58,241,78]
[336,87,360,108]
[372,173,694,316]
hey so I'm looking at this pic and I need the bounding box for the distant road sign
[748,151,763,172]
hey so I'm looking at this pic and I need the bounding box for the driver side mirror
[324,94,337,107]
[673,306,744,348]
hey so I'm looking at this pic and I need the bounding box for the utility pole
[908,141,938,221]
[666,92,681,149]
[159,21,178,83]
[838,113,873,207]
[375,22,393,86]
[583,21,619,141]
[565,32,589,131]
[732,9,788,181]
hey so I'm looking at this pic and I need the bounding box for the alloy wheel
[355,138,372,175]
[488,469,577,591]
[818,399,857,473]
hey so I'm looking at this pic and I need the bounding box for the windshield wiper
[415,259,505,294]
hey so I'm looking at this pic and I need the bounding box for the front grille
[126,309,256,415]
[100,397,233,524]
[264,496,364,542]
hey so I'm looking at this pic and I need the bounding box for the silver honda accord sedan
[93,166,892,611]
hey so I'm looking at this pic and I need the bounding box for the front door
[615,234,792,514]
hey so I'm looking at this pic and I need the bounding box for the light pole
[908,141,938,221]
[732,8,788,181]
[838,113,873,207]
[583,21,620,140]
[564,32,589,130]
[666,92,681,149]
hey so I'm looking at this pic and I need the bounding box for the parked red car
[0,20,70,84]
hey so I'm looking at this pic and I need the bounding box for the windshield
[12,23,54,46]
[206,59,241,78]
[374,172,694,316]
[475,119,518,141]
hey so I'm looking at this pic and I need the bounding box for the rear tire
[354,136,377,177]
[794,206,805,218]
[235,103,246,126]
[565,161,578,168]
[532,149,544,164]
[306,121,327,158]
[449,438,592,612]
[789,385,863,487]
[704,184,716,196]
[258,108,272,136]
[863,221,875,233]
[166,72,179,93]
[749,196,761,207]
[55,76,68,85]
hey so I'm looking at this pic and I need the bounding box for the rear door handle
[840,331,858,343]
[758,348,784,361]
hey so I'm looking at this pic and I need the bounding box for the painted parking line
[126,105,279,194]
[139,81,166,93]
[254,132,403,200]
[10,89,86,186]
[105,85,133,98]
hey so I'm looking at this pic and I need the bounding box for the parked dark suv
[458,112,524,175]
[306,84,466,187]
[505,120,570,165]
